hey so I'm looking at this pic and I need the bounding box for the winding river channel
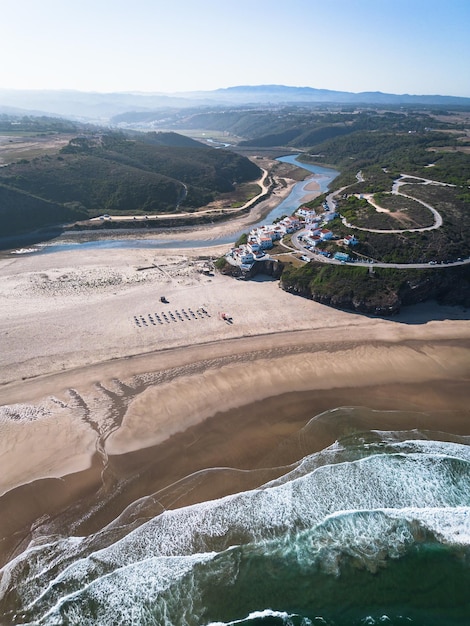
[18,156,338,254]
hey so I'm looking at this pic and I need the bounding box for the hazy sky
[2,0,469,97]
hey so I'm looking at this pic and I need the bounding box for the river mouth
[3,156,339,255]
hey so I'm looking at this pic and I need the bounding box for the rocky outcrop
[219,256,470,316]
[248,259,285,279]
[279,262,470,316]
[218,258,284,280]
[399,269,470,308]
[281,280,401,316]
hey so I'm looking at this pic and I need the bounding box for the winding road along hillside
[290,173,469,269]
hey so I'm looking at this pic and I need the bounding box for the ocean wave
[21,512,470,625]
[206,608,317,625]
[2,430,470,625]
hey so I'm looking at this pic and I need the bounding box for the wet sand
[1,373,469,568]
[300,178,321,203]
[1,235,469,569]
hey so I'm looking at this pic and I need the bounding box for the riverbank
[1,155,332,255]
[0,157,304,253]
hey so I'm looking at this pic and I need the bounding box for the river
[9,156,339,254]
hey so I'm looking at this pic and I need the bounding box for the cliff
[217,258,285,280]
[279,262,470,316]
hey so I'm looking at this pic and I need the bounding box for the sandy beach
[1,210,470,565]
[1,242,469,479]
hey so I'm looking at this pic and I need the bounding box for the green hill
[280,262,470,315]
[0,183,85,237]
[0,131,261,237]
[140,131,211,148]
[113,107,456,150]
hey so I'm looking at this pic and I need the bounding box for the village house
[307,226,322,236]
[259,224,278,237]
[305,234,322,247]
[295,209,318,224]
[247,238,261,254]
[257,233,274,250]
[278,221,295,234]
[232,246,254,265]
[281,216,301,231]
[296,207,317,222]
[252,226,277,244]
[344,234,359,246]
[269,225,284,240]
[320,229,333,241]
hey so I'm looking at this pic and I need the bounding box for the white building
[257,235,274,250]
[308,226,322,236]
[296,207,316,221]
[281,216,301,230]
[305,234,322,247]
[344,234,359,246]
[233,246,254,264]
[320,229,333,241]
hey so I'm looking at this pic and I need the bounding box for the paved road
[88,168,270,223]
[290,228,470,269]
[289,168,469,269]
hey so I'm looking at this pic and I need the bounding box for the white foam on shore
[11,248,38,254]
[3,437,470,624]
[33,553,216,626]
[205,609,313,625]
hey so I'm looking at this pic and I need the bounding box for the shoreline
[1,371,469,567]
[1,332,469,496]
[1,238,469,502]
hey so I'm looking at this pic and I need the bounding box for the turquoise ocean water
[1,407,469,625]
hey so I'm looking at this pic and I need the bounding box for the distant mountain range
[211,85,470,106]
[1,85,469,121]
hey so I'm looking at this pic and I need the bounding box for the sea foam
[2,435,470,625]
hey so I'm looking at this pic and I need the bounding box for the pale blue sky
[2,0,469,97]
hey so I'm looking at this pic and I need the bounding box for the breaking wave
[1,408,470,625]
